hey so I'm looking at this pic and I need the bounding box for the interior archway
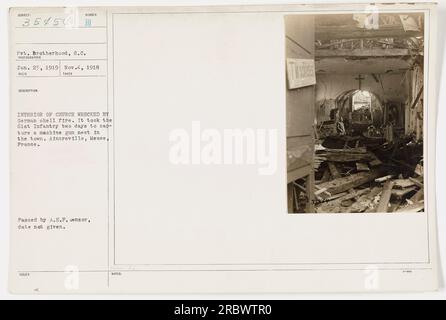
[335,89,384,135]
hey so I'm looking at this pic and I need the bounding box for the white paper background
[112,11,428,266]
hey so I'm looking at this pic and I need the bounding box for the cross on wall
[355,74,365,90]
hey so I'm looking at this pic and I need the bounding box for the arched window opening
[352,90,373,124]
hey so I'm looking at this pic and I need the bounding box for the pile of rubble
[313,139,424,213]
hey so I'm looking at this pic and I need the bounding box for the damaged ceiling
[316,57,413,74]
[315,13,424,74]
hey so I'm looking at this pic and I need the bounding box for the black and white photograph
[286,12,425,214]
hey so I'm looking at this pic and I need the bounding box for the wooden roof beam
[315,25,422,40]
[316,48,412,58]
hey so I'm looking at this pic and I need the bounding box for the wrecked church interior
[286,13,425,214]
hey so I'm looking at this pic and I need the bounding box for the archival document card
[9,3,439,293]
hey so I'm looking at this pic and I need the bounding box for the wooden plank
[322,147,367,154]
[293,184,300,212]
[409,177,424,188]
[342,188,370,201]
[393,179,416,189]
[316,48,410,58]
[340,188,371,208]
[320,167,331,182]
[317,170,382,195]
[323,192,349,202]
[306,173,315,213]
[414,164,423,176]
[316,188,370,213]
[356,162,370,172]
[315,187,328,196]
[285,15,315,55]
[315,184,331,196]
[287,164,311,183]
[391,159,415,171]
[410,85,424,110]
[375,175,394,183]
[293,174,315,212]
[391,186,417,199]
[369,158,383,167]
[395,203,424,213]
[315,25,422,40]
[287,183,294,213]
[320,152,376,162]
[376,181,394,213]
[409,189,424,203]
[328,162,341,179]
[347,188,382,213]
[294,182,306,193]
